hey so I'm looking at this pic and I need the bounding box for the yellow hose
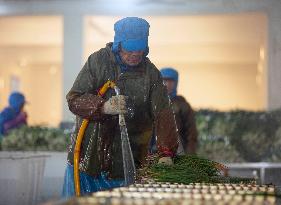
[74,81,115,196]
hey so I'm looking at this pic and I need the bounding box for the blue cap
[8,92,26,113]
[112,17,149,53]
[160,67,179,99]
[160,67,178,82]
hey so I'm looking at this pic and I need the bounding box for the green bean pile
[137,155,255,184]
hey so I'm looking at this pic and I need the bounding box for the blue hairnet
[8,92,26,114]
[160,67,179,98]
[160,67,178,82]
[112,17,149,55]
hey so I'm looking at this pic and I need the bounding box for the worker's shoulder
[87,43,113,62]
[145,58,157,71]
[145,58,161,77]
[0,107,15,121]
[174,96,192,108]
[174,95,187,102]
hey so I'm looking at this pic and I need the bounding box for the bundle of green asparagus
[137,155,255,184]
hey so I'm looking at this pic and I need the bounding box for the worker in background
[62,17,179,197]
[160,67,198,154]
[0,92,28,138]
[149,68,198,155]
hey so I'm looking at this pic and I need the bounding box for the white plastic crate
[0,152,48,205]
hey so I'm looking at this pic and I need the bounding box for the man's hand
[102,95,127,115]
[158,157,173,166]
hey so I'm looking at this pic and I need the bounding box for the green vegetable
[1,125,70,151]
[138,155,255,184]
[196,109,281,162]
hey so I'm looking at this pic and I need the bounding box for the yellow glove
[158,157,173,166]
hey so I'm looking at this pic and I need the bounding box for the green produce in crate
[195,109,281,162]
[1,125,69,151]
[138,155,255,184]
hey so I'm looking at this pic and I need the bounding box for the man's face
[119,47,144,66]
[163,79,176,95]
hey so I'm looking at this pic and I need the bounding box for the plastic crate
[0,152,48,205]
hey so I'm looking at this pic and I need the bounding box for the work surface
[52,182,281,205]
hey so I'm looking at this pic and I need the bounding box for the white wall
[0,16,63,126]
[0,63,62,126]
[169,63,262,111]
[23,65,62,126]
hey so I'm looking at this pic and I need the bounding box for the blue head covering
[0,92,26,135]
[160,68,179,99]
[112,17,150,55]
[8,92,26,114]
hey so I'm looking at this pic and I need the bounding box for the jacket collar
[105,42,147,74]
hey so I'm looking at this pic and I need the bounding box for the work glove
[102,95,127,115]
[158,157,174,166]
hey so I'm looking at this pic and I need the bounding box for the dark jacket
[66,43,179,179]
[0,109,27,136]
[172,96,198,154]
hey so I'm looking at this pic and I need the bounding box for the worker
[62,17,179,197]
[0,92,28,138]
[160,67,198,154]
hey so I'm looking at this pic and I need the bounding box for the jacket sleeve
[3,112,27,134]
[150,71,179,156]
[66,54,106,120]
[180,99,198,154]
